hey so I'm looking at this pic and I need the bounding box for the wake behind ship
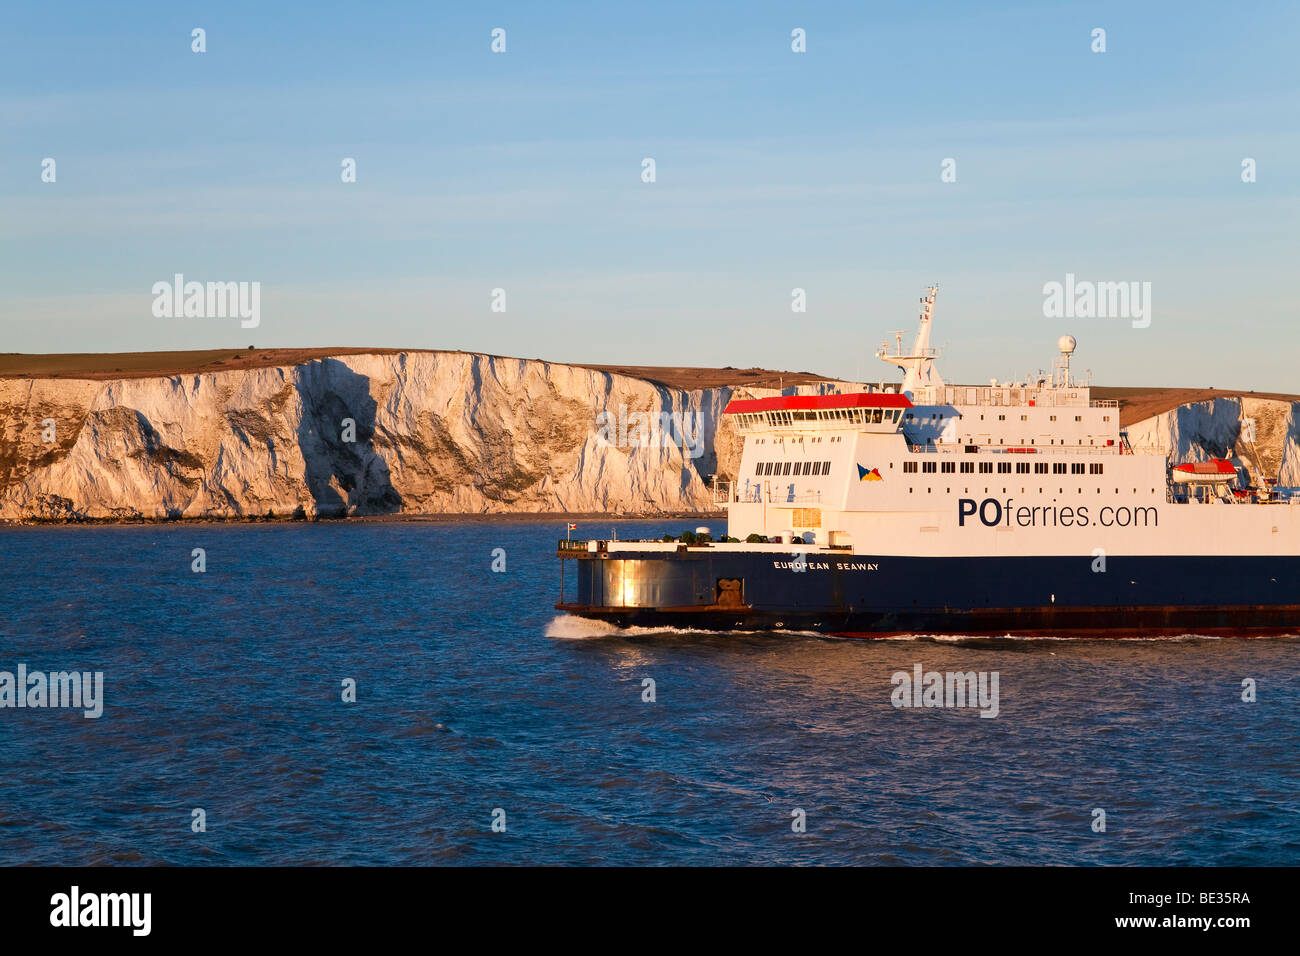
[555,288,1300,637]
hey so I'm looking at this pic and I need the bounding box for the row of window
[978,414,1107,422]
[753,436,844,445]
[737,408,902,428]
[955,438,1112,446]
[755,460,832,476]
[903,461,1105,475]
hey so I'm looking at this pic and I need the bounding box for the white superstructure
[712,288,1300,559]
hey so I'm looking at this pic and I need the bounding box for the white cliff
[0,352,790,520]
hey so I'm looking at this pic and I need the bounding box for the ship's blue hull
[556,549,1300,637]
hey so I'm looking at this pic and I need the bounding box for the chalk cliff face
[1,354,1296,521]
[0,353,770,520]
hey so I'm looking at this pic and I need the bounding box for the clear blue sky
[1,1,1296,390]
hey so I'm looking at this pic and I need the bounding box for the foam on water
[544,614,624,640]
[544,614,823,640]
[545,620,1294,644]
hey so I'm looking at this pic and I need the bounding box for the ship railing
[880,346,939,359]
[718,481,826,505]
[764,491,823,504]
[1089,400,1121,408]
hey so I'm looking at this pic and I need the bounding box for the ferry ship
[555,287,1300,637]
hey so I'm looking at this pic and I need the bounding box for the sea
[1,519,1297,865]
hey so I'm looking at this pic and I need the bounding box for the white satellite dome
[1058,334,1077,354]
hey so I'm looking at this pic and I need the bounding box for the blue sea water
[0,519,1297,866]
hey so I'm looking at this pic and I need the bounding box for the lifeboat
[1171,458,1237,483]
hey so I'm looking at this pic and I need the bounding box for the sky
[1,1,1297,390]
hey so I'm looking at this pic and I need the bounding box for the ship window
[903,461,918,474]
[823,461,830,473]
[1034,462,1048,474]
[997,462,1011,474]
[941,461,955,473]
[1090,463,1104,475]
[1071,463,1085,475]
[1016,462,1030,474]
[922,461,937,473]
[960,462,974,474]
[870,409,881,424]
[1053,463,1067,475]
[978,462,993,474]
[782,462,792,475]
[755,462,763,475]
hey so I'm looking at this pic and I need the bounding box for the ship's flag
[567,523,577,531]
[857,465,883,482]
